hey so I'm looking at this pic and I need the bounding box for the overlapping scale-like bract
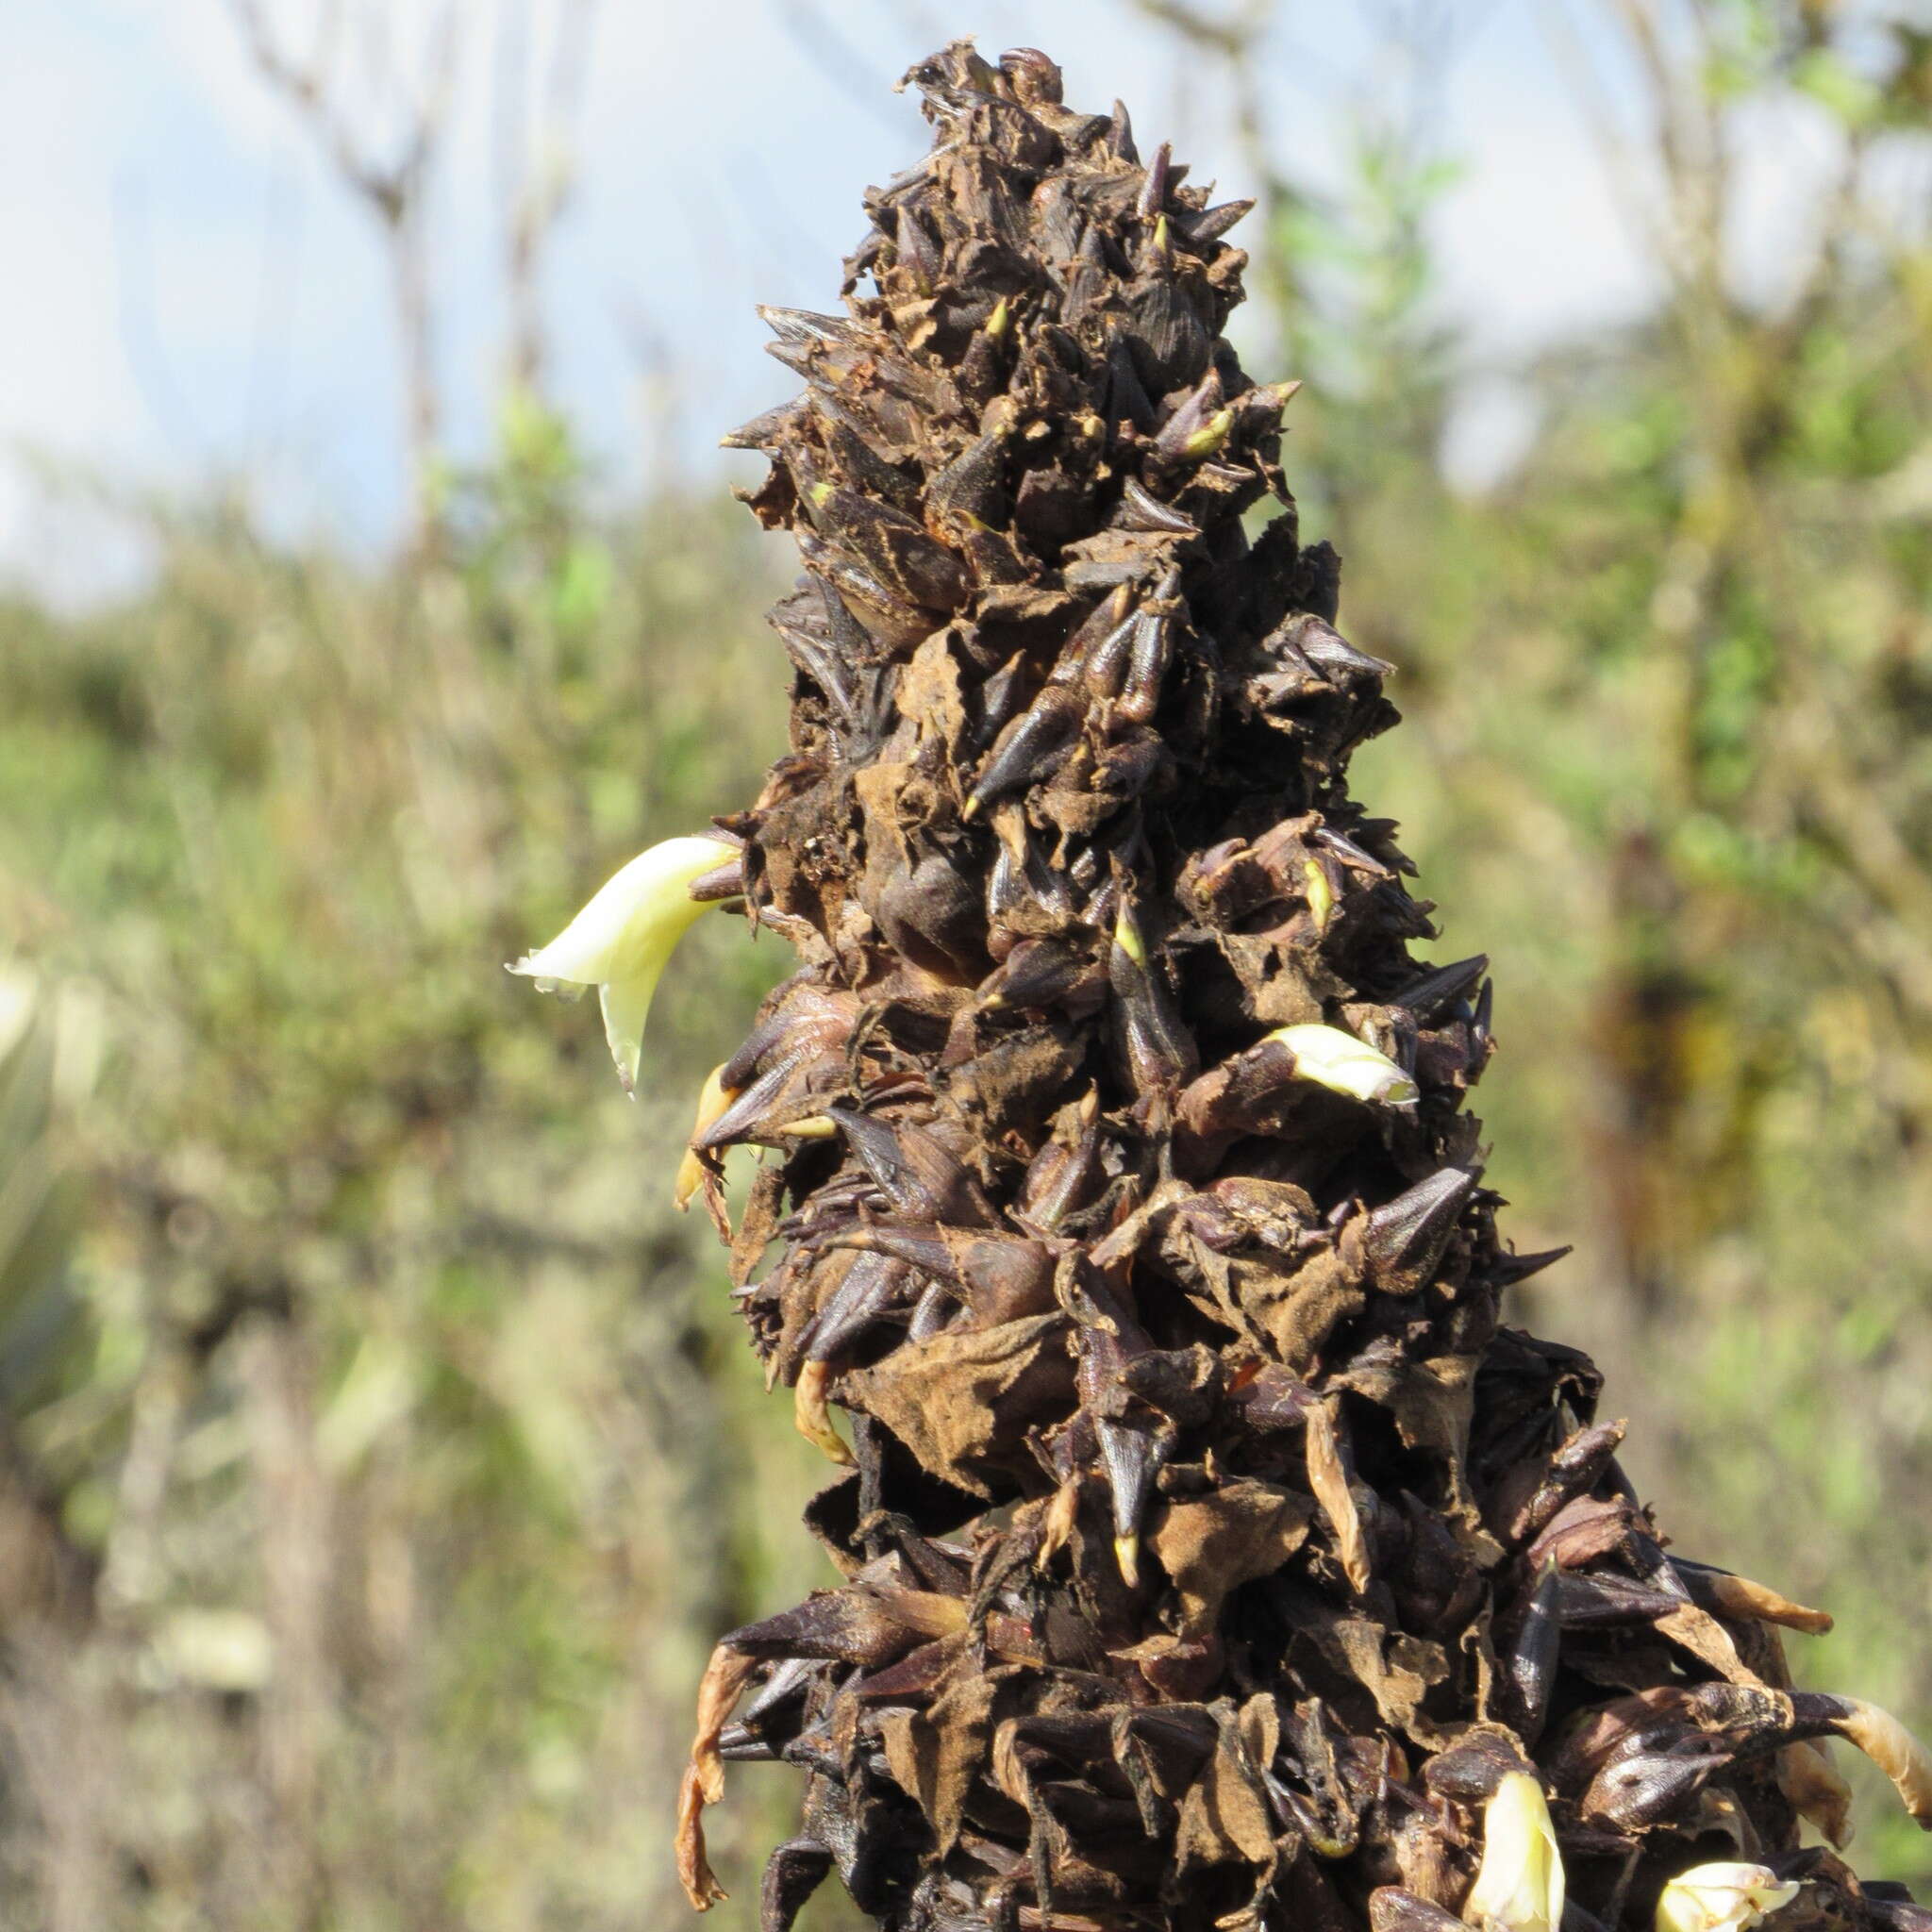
[666,41,1931,1932]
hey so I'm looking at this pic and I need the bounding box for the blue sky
[1,0,1843,600]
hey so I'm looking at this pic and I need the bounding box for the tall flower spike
[662,38,1932,1932]
[1464,1773,1565,1932]
[1655,1865,1801,1932]
[510,835,736,1093]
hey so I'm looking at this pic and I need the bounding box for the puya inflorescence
[517,40,1932,1932]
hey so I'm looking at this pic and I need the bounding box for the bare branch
[495,0,602,400]
[1128,0,1256,59]
[225,0,408,223]
[223,0,464,556]
[1541,0,1674,269]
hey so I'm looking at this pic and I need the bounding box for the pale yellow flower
[1463,1772,1565,1932]
[510,836,735,1093]
[1267,1022,1419,1107]
[1654,1863,1799,1932]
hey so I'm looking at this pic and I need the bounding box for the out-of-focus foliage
[0,0,1928,1924]
[0,419,841,1927]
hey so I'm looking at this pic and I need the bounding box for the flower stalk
[524,40,1932,1932]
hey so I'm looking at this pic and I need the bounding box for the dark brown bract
[673,39,1928,1932]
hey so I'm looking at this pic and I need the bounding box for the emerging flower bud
[1654,1864,1800,1932]
[1179,405,1234,462]
[1463,1772,1565,1932]
[675,1063,738,1211]
[1267,1023,1420,1107]
[1304,858,1335,932]
[510,836,736,1094]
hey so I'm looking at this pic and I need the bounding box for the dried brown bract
[667,39,1930,1932]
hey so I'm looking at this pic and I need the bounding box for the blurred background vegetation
[1,1,1930,1926]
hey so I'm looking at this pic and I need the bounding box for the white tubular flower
[1463,1772,1565,1932]
[1655,1863,1800,1932]
[1268,1022,1420,1107]
[510,836,736,1093]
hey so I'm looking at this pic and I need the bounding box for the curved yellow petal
[793,1361,854,1465]
[1832,1697,1932,1826]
